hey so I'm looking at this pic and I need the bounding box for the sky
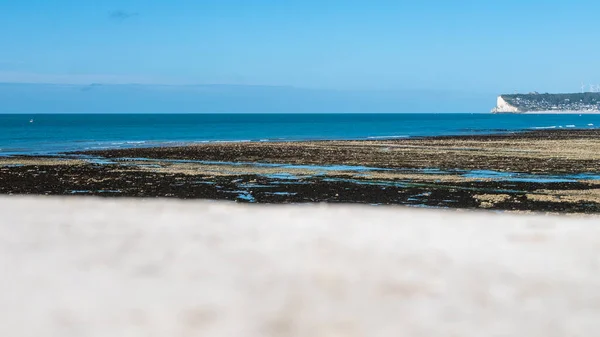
[1,0,600,112]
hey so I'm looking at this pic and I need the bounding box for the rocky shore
[80,129,600,174]
[1,129,600,213]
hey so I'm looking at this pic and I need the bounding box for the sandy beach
[1,196,600,336]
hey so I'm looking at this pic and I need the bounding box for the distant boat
[29,119,34,123]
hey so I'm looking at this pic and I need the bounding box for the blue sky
[1,0,600,112]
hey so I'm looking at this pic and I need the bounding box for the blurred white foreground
[1,197,600,337]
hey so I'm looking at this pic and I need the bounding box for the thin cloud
[108,10,139,21]
[0,60,25,67]
[0,71,165,85]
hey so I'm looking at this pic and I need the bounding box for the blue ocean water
[1,113,599,155]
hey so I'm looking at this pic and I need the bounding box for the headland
[492,92,600,113]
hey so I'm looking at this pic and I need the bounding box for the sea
[1,113,600,156]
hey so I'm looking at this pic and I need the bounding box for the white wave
[566,125,576,128]
[367,135,409,139]
[588,124,594,126]
[213,140,251,143]
[531,126,556,129]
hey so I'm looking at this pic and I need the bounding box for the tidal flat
[1,129,600,213]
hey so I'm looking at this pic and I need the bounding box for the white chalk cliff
[491,96,520,113]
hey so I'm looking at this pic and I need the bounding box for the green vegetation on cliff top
[501,92,600,111]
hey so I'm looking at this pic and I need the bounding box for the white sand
[1,196,600,337]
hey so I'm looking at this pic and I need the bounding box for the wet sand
[81,129,600,174]
[1,129,600,213]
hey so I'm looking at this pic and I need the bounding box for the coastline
[3,113,600,156]
[74,129,600,173]
[507,111,600,114]
[1,129,600,213]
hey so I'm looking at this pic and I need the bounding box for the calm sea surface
[1,113,600,155]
